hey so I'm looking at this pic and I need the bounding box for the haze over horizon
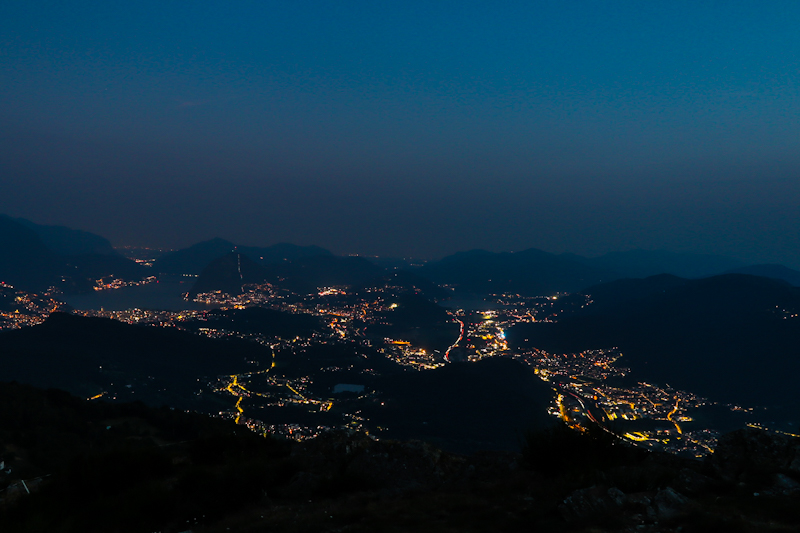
[3,2,800,266]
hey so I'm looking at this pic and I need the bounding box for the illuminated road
[224,348,277,424]
[223,347,334,425]
[444,315,465,363]
[559,387,607,429]
[667,399,683,434]
[225,375,246,424]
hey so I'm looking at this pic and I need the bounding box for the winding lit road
[444,315,465,363]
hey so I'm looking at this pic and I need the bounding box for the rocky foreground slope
[0,382,798,532]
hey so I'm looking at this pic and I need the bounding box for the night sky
[2,2,800,266]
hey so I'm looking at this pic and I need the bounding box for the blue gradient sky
[2,2,799,265]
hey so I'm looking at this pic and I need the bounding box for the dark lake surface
[63,277,213,311]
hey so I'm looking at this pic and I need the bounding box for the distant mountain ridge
[0,216,145,292]
[4,213,800,296]
[187,252,386,297]
[584,249,746,279]
[414,248,783,297]
[184,245,800,299]
[725,264,800,286]
[8,215,118,256]
[0,216,61,289]
[416,248,618,296]
[187,252,271,297]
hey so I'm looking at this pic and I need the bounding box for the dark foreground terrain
[1,382,798,533]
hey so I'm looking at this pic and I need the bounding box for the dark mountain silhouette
[0,216,62,290]
[8,215,117,256]
[0,216,146,292]
[154,237,237,275]
[585,249,746,279]
[155,238,331,275]
[417,248,618,296]
[359,269,451,300]
[365,357,556,452]
[364,291,459,353]
[272,339,403,379]
[417,248,757,298]
[361,255,420,270]
[187,252,271,298]
[262,353,554,452]
[0,312,271,408]
[509,274,800,407]
[0,381,294,533]
[272,254,385,292]
[726,263,800,286]
[189,253,386,297]
[576,274,689,315]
